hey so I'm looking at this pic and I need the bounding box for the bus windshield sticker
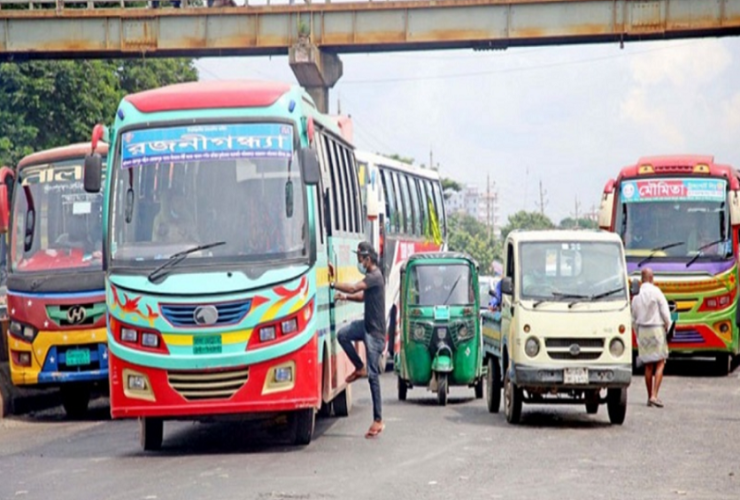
[121,123,294,169]
[620,178,726,203]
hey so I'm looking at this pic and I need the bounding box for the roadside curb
[0,362,60,418]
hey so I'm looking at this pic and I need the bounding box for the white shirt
[631,282,671,329]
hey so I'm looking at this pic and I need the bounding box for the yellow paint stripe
[162,329,253,347]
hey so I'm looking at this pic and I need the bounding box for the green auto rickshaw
[395,252,484,406]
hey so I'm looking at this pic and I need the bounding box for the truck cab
[481,230,636,425]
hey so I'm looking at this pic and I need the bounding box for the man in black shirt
[330,241,386,439]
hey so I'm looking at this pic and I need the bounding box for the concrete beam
[1,0,740,60]
[289,39,342,113]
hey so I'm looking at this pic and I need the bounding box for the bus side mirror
[299,148,320,186]
[84,154,103,193]
[730,191,740,226]
[501,277,513,295]
[630,278,641,296]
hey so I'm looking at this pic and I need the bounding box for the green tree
[447,213,502,273]
[500,210,555,240]
[0,58,197,166]
[442,177,462,193]
[378,153,414,165]
[559,217,598,230]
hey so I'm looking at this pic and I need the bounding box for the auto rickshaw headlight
[524,337,540,357]
[457,325,472,340]
[413,325,426,341]
[609,338,625,357]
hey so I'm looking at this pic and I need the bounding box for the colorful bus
[83,80,365,449]
[2,143,108,416]
[354,151,447,364]
[598,155,740,374]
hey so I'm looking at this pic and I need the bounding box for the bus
[83,80,365,449]
[598,155,740,374]
[1,143,108,416]
[354,151,447,364]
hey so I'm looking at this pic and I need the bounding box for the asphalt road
[1,359,739,500]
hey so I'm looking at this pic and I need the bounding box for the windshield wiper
[637,241,685,267]
[685,238,728,268]
[443,275,463,305]
[147,241,226,283]
[590,286,626,300]
[533,292,586,308]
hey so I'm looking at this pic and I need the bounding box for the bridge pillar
[289,38,343,114]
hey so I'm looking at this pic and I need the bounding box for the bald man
[631,268,671,408]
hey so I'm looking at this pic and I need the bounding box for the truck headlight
[609,338,625,357]
[524,337,540,357]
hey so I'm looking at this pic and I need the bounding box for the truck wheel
[437,373,448,406]
[486,357,501,413]
[715,353,732,376]
[585,390,599,415]
[292,409,315,445]
[333,385,352,417]
[607,388,627,425]
[504,367,522,424]
[60,384,91,419]
[140,417,164,451]
[397,376,408,401]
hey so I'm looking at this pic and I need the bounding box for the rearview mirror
[299,148,320,186]
[0,184,9,234]
[630,278,641,296]
[285,180,294,218]
[84,154,103,193]
[500,277,513,295]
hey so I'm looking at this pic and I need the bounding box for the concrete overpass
[2,0,740,111]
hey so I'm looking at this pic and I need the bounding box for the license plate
[564,367,589,384]
[65,348,91,367]
[193,335,222,355]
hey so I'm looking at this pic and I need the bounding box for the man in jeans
[330,241,386,439]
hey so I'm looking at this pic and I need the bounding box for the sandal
[365,422,385,439]
[345,369,367,383]
[652,398,664,408]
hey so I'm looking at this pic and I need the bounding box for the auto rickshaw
[395,252,483,405]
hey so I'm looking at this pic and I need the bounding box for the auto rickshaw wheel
[437,373,448,406]
[334,385,352,417]
[397,376,407,401]
[486,357,501,413]
[292,408,315,445]
[504,367,522,424]
[606,388,627,425]
[139,417,164,451]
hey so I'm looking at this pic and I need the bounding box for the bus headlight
[524,337,540,357]
[609,338,625,357]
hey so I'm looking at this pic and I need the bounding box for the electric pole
[537,179,548,215]
[574,197,581,228]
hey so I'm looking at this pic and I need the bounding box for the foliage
[447,213,501,273]
[500,210,555,240]
[377,153,414,165]
[0,58,198,166]
[442,177,462,193]
[559,217,598,230]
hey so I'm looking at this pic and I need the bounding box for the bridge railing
[0,0,327,9]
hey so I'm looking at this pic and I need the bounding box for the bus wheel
[292,409,315,446]
[607,388,627,425]
[715,353,732,376]
[333,385,352,417]
[140,417,164,451]
[60,384,91,419]
[486,357,501,414]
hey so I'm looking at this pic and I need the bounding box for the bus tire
[486,357,501,414]
[292,409,315,446]
[333,385,352,417]
[140,417,164,451]
[607,388,627,425]
[60,384,91,419]
[715,353,732,376]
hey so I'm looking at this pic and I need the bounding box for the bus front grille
[167,366,249,401]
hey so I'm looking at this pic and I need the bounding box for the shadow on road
[661,356,739,377]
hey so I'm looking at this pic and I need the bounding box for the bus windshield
[110,122,307,266]
[11,160,103,274]
[616,177,730,259]
[519,241,627,301]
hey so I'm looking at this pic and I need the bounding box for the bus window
[343,147,360,233]
[323,136,340,233]
[330,140,348,232]
[380,169,395,235]
[390,171,405,234]
[408,176,422,235]
[432,181,447,238]
[398,174,414,236]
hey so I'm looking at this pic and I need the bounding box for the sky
[196,34,740,226]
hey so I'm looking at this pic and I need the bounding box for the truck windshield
[409,264,472,306]
[11,159,103,274]
[110,122,306,266]
[616,177,731,260]
[519,242,626,302]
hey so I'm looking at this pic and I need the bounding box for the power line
[342,40,701,85]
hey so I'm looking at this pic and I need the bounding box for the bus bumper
[109,334,321,419]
